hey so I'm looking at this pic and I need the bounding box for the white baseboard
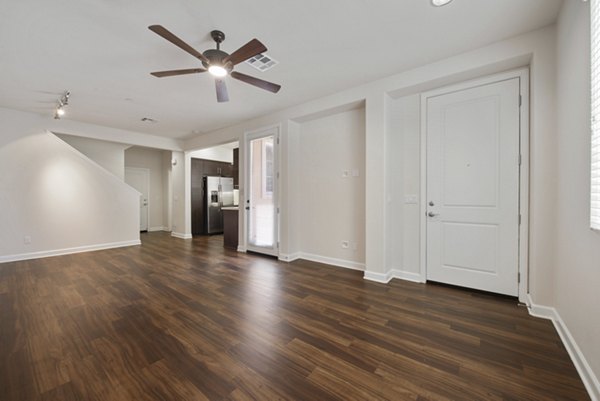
[363,268,425,284]
[237,246,246,253]
[527,295,600,401]
[0,240,141,264]
[363,270,395,283]
[171,232,192,240]
[296,252,365,271]
[392,269,424,283]
[148,226,167,232]
[278,252,300,262]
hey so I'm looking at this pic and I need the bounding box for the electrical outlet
[23,235,31,245]
[341,240,349,249]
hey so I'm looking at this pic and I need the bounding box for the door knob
[428,212,438,217]
[429,201,435,206]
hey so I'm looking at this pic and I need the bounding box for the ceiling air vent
[245,53,278,72]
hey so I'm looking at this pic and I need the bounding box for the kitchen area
[190,142,239,249]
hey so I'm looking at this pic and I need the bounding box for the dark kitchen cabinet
[232,148,239,187]
[222,208,239,249]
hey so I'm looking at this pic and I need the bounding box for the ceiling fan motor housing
[202,49,232,71]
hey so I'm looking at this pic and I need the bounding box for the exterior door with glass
[245,127,278,256]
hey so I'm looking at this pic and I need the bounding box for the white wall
[56,134,130,180]
[295,108,366,268]
[162,150,173,231]
[170,151,188,238]
[124,146,168,231]
[0,110,140,261]
[555,0,600,391]
[385,94,421,276]
[180,26,557,300]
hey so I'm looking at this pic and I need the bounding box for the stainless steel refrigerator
[204,176,234,234]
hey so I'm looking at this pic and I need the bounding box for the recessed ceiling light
[431,0,453,6]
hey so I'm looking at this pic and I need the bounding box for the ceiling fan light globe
[208,65,228,77]
[431,0,453,6]
[56,107,65,116]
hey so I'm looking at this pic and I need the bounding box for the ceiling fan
[148,25,281,103]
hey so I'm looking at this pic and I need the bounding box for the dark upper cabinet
[232,148,239,187]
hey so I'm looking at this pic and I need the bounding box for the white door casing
[125,167,150,232]
[424,77,521,296]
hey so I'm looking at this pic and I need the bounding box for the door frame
[419,68,530,303]
[243,124,280,257]
[125,166,151,232]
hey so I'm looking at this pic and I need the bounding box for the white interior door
[245,128,278,256]
[125,167,149,232]
[426,78,520,296]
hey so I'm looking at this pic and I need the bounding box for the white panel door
[426,78,520,296]
[125,167,149,232]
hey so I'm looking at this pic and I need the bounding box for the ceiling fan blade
[150,68,207,78]
[215,79,229,103]
[230,71,281,93]
[223,39,267,66]
[148,25,209,63]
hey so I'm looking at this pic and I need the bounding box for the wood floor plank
[0,232,590,400]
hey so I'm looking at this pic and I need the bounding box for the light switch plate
[405,195,418,204]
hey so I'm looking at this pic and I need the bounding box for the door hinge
[518,214,522,225]
[277,207,280,214]
[519,95,522,107]
[277,171,280,179]
[518,272,521,283]
[277,241,280,248]
[518,154,522,166]
[277,136,280,145]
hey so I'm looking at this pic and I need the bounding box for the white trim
[278,252,300,262]
[364,270,395,284]
[364,269,425,284]
[419,68,530,302]
[297,252,365,271]
[171,232,192,239]
[148,226,168,232]
[237,245,247,253]
[527,295,600,401]
[0,240,141,264]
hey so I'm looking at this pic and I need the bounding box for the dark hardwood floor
[0,232,589,401]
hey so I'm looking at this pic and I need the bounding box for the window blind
[591,0,600,230]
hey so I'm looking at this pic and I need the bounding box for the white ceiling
[0,0,562,139]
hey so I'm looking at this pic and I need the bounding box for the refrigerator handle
[218,184,222,207]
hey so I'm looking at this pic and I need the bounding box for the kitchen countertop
[221,206,239,211]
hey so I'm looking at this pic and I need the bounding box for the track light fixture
[54,91,70,119]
